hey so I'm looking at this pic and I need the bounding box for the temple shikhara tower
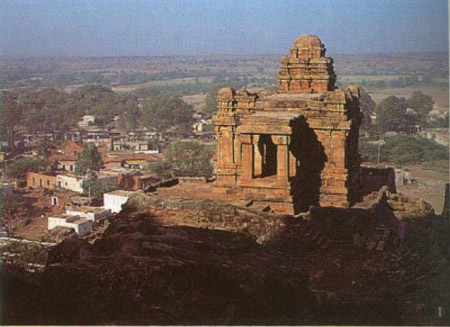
[213,35,362,215]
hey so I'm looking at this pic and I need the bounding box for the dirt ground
[181,93,207,111]
[365,85,449,107]
[10,190,71,241]
[160,165,449,215]
[397,160,449,214]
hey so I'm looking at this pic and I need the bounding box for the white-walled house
[56,174,85,193]
[56,173,118,194]
[65,207,111,222]
[48,214,93,236]
[103,190,134,213]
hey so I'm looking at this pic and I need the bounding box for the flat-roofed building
[27,172,57,190]
[104,190,134,213]
[65,206,111,222]
[56,172,118,194]
[48,214,93,236]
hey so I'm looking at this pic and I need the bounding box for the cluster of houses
[24,139,163,192]
[0,109,217,240]
[20,137,165,238]
[48,190,134,236]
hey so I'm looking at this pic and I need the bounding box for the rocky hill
[2,188,449,325]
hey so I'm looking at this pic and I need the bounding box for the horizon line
[2,50,449,61]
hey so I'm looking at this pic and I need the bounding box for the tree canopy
[163,141,214,177]
[360,134,448,165]
[407,90,434,124]
[82,178,118,197]
[6,157,45,180]
[202,88,219,116]
[376,96,409,134]
[142,93,194,135]
[375,91,436,135]
[75,144,103,175]
[359,88,376,131]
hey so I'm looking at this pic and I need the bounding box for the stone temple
[213,35,363,215]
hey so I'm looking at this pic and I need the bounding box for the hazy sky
[1,0,448,57]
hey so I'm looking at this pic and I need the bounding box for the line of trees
[1,85,196,147]
[375,91,434,134]
[359,134,448,165]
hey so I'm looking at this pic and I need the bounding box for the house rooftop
[105,190,135,197]
[66,206,110,213]
[49,214,88,224]
[29,171,58,177]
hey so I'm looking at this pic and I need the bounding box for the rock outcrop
[4,204,314,325]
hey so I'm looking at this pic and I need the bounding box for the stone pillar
[215,130,222,168]
[331,130,347,168]
[240,134,253,181]
[273,135,289,184]
[253,135,262,177]
[221,129,232,164]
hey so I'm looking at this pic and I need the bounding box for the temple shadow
[289,116,327,214]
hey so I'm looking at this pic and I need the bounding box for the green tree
[202,89,219,116]
[143,94,194,135]
[359,88,376,131]
[1,193,27,218]
[6,157,44,180]
[1,193,30,235]
[1,91,22,146]
[163,141,214,177]
[407,90,434,125]
[118,105,142,133]
[36,136,53,169]
[147,161,173,179]
[376,96,408,134]
[82,178,118,197]
[75,144,103,175]
[360,134,448,165]
[18,88,69,134]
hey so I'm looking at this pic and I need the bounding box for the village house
[60,141,82,155]
[117,171,160,191]
[421,128,449,147]
[56,172,118,194]
[64,130,81,142]
[27,172,58,190]
[48,141,82,172]
[193,119,212,134]
[48,214,93,236]
[50,154,77,172]
[56,174,85,193]
[78,115,96,128]
[65,206,111,222]
[103,153,164,170]
[127,130,158,141]
[103,190,134,213]
[111,139,156,152]
[103,156,124,170]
